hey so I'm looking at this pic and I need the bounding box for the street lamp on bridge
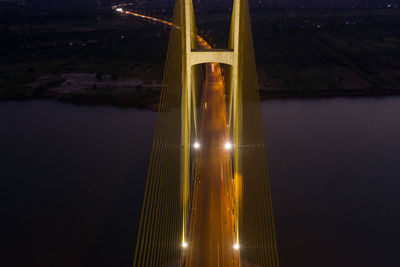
[224,141,232,150]
[194,142,200,149]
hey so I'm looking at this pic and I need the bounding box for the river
[1,98,399,267]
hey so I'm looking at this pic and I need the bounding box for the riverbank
[2,79,400,110]
[0,73,162,110]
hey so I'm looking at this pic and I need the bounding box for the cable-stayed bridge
[114,1,279,266]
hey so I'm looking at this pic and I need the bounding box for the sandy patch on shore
[30,73,162,95]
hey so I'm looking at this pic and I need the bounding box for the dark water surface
[1,98,399,267]
[262,97,400,267]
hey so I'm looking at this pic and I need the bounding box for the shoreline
[260,89,400,101]
[1,88,400,110]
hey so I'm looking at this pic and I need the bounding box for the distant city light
[116,8,123,12]
[194,142,200,149]
[225,142,232,150]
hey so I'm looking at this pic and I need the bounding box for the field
[200,10,400,97]
[0,15,168,107]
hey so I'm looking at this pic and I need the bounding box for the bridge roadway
[185,63,237,267]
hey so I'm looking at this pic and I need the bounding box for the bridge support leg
[181,0,195,246]
[231,0,243,251]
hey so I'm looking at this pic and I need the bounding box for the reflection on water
[1,98,399,266]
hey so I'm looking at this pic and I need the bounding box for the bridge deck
[186,63,238,267]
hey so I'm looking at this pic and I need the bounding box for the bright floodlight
[224,142,232,150]
[194,142,200,149]
[234,243,240,250]
[182,241,188,248]
[116,8,123,12]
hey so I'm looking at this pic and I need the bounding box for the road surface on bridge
[186,63,237,267]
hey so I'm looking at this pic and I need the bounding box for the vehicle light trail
[112,4,212,49]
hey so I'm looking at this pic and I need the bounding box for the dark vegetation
[201,10,400,98]
[0,12,168,107]
[254,11,400,98]
[0,17,168,83]
[1,2,400,108]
